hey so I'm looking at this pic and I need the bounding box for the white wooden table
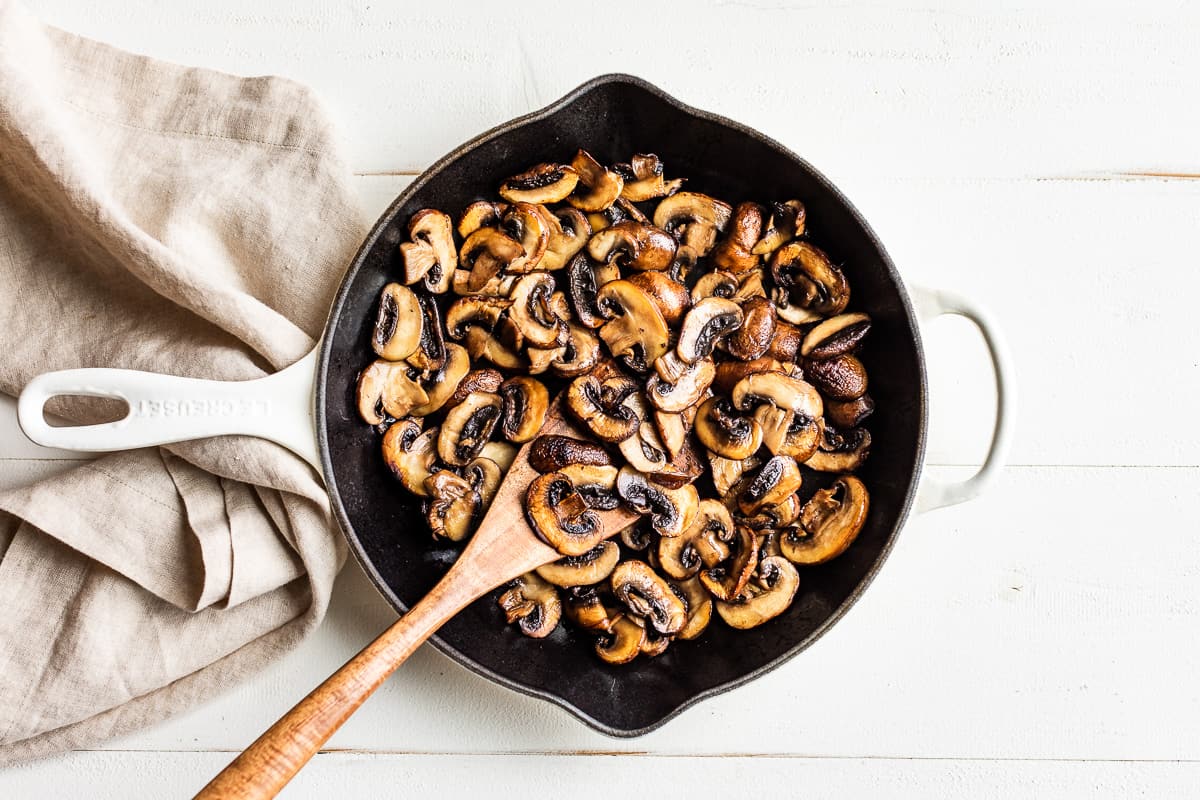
[5,1,1200,796]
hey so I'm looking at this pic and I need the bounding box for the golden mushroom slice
[567,149,623,212]
[710,202,764,274]
[805,426,872,473]
[559,463,621,510]
[400,209,457,294]
[356,359,429,425]
[499,162,579,205]
[594,614,645,665]
[508,272,568,349]
[456,227,524,295]
[536,540,621,587]
[587,221,677,272]
[437,391,503,467]
[479,440,517,471]
[715,556,800,629]
[722,296,777,362]
[801,312,872,360]
[708,450,760,496]
[464,453,504,508]
[409,342,471,417]
[626,270,691,327]
[731,370,824,457]
[676,297,743,364]
[752,200,806,257]
[536,206,592,271]
[736,455,803,516]
[566,373,640,442]
[562,587,613,633]
[424,471,480,542]
[596,279,670,373]
[457,200,506,239]
[805,354,869,401]
[698,524,760,602]
[404,294,448,373]
[497,572,562,638]
[526,471,606,556]
[825,393,875,430]
[646,353,714,413]
[615,466,700,538]
[498,376,548,444]
[371,283,423,361]
[381,421,437,497]
[551,322,603,378]
[444,367,504,412]
[528,434,614,473]
[658,499,734,580]
[653,191,733,257]
[674,575,714,640]
[615,153,683,202]
[770,240,850,318]
[694,396,762,460]
[610,560,687,636]
[782,476,870,565]
[499,202,550,273]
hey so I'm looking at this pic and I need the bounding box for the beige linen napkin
[0,1,368,762]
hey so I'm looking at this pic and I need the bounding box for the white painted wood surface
[4,0,1199,796]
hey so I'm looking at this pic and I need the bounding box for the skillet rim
[316,72,928,737]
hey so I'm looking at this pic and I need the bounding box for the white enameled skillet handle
[910,286,1016,513]
[17,348,321,469]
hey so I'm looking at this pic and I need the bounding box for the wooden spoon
[194,402,637,799]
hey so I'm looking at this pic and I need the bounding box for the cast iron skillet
[17,74,1013,737]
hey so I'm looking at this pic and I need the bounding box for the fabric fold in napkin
[0,0,367,762]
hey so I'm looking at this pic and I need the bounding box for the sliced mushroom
[563,587,613,633]
[596,279,670,373]
[480,440,517,470]
[538,206,592,271]
[371,283,423,361]
[444,368,503,412]
[694,396,762,460]
[498,202,549,273]
[801,312,871,360]
[615,466,700,538]
[731,371,824,456]
[736,455,803,515]
[733,268,768,304]
[782,476,870,565]
[464,326,524,370]
[586,203,628,234]
[752,200,806,256]
[400,209,457,293]
[699,524,760,602]
[677,297,743,364]
[669,243,700,283]
[565,252,620,329]
[508,272,567,348]
[497,376,548,444]
[566,374,640,442]
[646,354,714,412]
[617,419,670,474]
[409,342,471,417]
[405,294,448,372]
[722,296,777,361]
[529,434,613,473]
[742,493,802,531]
[444,296,509,341]
[425,470,479,542]
[497,572,562,638]
[765,320,804,362]
[652,407,693,460]
[710,202,763,274]
[357,360,429,424]
[610,560,687,635]
[806,426,872,472]
[437,391,503,467]
[499,162,579,205]
[715,556,799,629]
[594,614,645,664]
[691,270,738,304]
[653,191,733,257]
[777,413,824,462]
[567,149,623,212]
[560,463,621,510]
[770,240,850,317]
[674,575,713,640]
[536,540,621,587]
[626,270,691,326]
[465,454,504,508]
[457,200,506,239]
[587,221,677,272]
[770,285,820,325]
[457,227,523,294]
[825,393,875,429]
[451,266,518,299]
[712,356,787,395]
[381,420,437,497]
[708,450,760,496]
[615,153,683,202]
[550,322,603,377]
[526,471,604,556]
[805,354,868,400]
[658,499,734,579]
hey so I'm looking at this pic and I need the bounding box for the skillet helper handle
[17,350,320,468]
[911,285,1016,513]
[193,559,496,800]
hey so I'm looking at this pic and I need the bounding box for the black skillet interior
[318,74,927,737]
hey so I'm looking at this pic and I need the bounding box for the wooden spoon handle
[193,565,490,799]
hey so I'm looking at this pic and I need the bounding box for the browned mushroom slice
[456,227,523,295]
[565,252,620,330]
[653,191,733,257]
[615,153,683,202]
[425,470,480,542]
[770,240,850,318]
[668,243,700,283]
[464,326,524,370]
[658,499,734,579]
[691,270,738,304]
[562,586,612,633]
[444,367,504,412]
[499,202,550,273]
[731,371,824,456]
[646,353,714,412]
[782,476,870,565]
[626,270,691,326]
[536,540,621,587]
[508,272,567,349]
[559,463,621,510]
[596,280,670,373]
[806,426,872,472]
[550,322,603,378]
[497,572,562,638]
[635,617,672,658]
[708,450,760,496]
[371,283,423,361]
[805,354,868,400]
[587,221,677,272]
[381,420,437,497]
[405,294,447,373]
[457,200,507,239]
[567,149,623,212]
[409,342,471,417]
[566,374,640,442]
[498,376,548,444]
[736,455,803,515]
[526,471,605,556]
[652,407,694,460]
[537,206,592,271]
[710,202,764,274]
[444,296,509,341]
[586,202,628,234]
[499,162,579,205]
[825,393,875,429]
[610,560,687,635]
[715,556,800,629]
[752,200,806,256]
[699,524,760,602]
[722,296,777,361]
[529,434,614,473]
[777,413,824,462]
[742,493,803,531]
[694,396,762,460]
[594,614,645,664]
[437,391,503,467]
[765,320,804,362]
[677,297,743,364]
[712,357,787,395]
[400,209,457,294]
[801,312,871,360]
[357,359,429,424]
[615,467,700,538]
[464,454,504,508]
[674,575,713,640]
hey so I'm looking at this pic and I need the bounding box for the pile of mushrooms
[356,149,875,665]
